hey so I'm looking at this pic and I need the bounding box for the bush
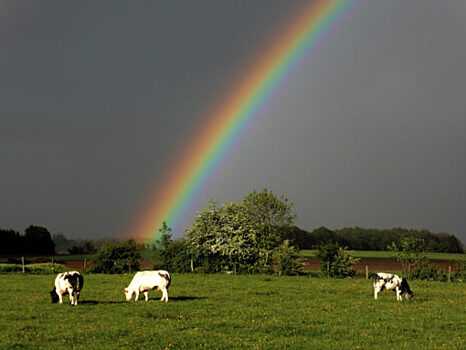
[452,261,466,282]
[0,263,67,274]
[387,237,459,281]
[316,242,359,278]
[91,240,142,274]
[272,240,302,276]
[153,239,192,273]
[410,258,448,281]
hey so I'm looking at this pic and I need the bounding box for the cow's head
[401,278,414,300]
[50,289,59,303]
[405,292,414,300]
[124,288,133,301]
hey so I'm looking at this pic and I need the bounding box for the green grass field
[0,273,464,349]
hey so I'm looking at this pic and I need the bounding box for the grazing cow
[124,270,171,302]
[50,271,84,306]
[373,272,414,301]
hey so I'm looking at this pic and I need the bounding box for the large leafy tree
[185,201,258,273]
[242,189,296,266]
[24,225,55,254]
[91,240,142,274]
[185,188,297,273]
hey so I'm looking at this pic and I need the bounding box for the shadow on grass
[79,300,126,305]
[79,296,206,304]
[169,295,206,302]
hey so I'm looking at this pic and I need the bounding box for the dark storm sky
[1,0,465,243]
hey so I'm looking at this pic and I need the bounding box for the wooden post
[448,265,451,282]
[365,265,369,280]
[52,258,55,273]
[190,258,194,273]
[22,256,25,273]
[83,259,87,273]
[326,262,330,273]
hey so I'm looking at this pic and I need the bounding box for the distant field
[300,250,466,261]
[0,273,464,349]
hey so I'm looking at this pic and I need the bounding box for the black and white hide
[50,271,84,306]
[373,272,414,301]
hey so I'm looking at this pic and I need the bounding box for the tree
[23,225,55,254]
[68,241,97,255]
[91,240,142,274]
[316,242,359,278]
[242,189,296,267]
[387,237,426,277]
[153,221,173,249]
[386,237,446,280]
[151,222,192,273]
[185,201,258,273]
[185,189,299,274]
[272,240,302,276]
[0,229,22,254]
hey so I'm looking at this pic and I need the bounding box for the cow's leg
[69,288,75,305]
[134,290,139,301]
[144,291,149,302]
[374,285,380,300]
[396,287,402,301]
[58,292,63,304]
[75,291,80,305]
[161,288,168,302]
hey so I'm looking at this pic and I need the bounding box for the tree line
[0,226,55,254]
[0,227,115,255]
[1,189,463,258]
[284,226,463,253]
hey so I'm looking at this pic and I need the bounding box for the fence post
[365,265,369,280]
[326,262,330,273]
[448,265,451,282]
[52,258,55,273]
[22,256,25,274]
[190,258,194,273]
[83,259,87,273]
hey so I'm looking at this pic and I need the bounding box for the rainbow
[129,0,358,242]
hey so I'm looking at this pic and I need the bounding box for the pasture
[0,273,464,349]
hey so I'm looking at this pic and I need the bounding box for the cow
[373,272,414,301]
[50,271,84,306]
[124,270,171,302]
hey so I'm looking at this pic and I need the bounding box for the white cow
[373,272,414,301]
[50,271,84,306]
[124,270,171,302]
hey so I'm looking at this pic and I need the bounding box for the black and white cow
[124,270,171,302]
[50,271,84,306]
[373,272,414,301]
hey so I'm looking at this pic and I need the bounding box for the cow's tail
[372,273,380,286]
[76,273,84,292]
[159,272,171,289]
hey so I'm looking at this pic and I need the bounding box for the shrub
[272,240,302,276]
[452,261,466,282]
[387,237,457,281]
[316,242,359,278]
[153,239,192,273]
[91,240,142,274]
[410,258,448,281]
[387,237,427,278]
[0,263,67,274]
